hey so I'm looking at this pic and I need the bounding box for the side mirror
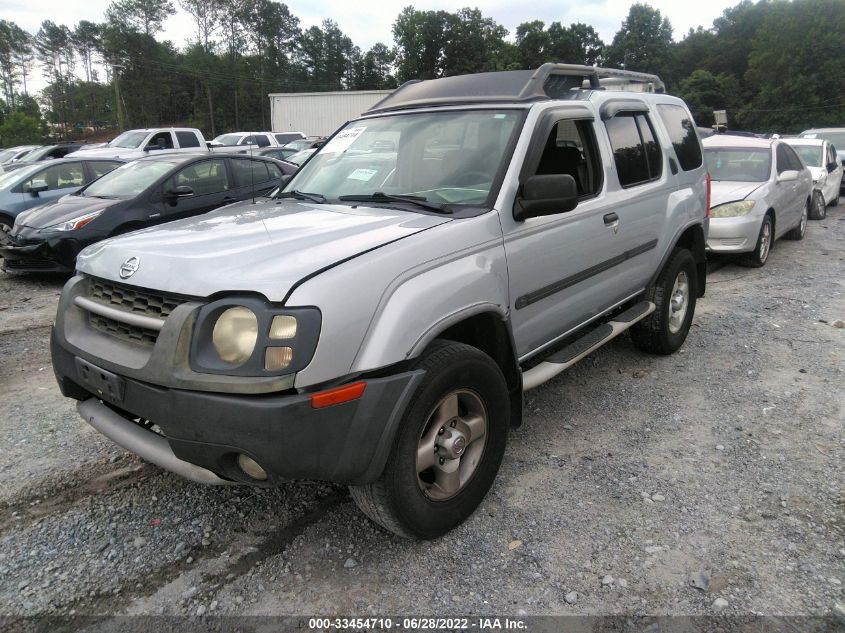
[166,185,194,198]
[777,170,799,183]
[25,181,49,195]
[513,174,578,221]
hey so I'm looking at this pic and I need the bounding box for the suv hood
[76,200,451,301]
[710,180,766,207]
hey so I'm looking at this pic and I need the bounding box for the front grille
[5,257,56,270]
[90,279,186,319]
[89,313,159,345]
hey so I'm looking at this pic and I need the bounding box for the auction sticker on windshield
[322,127,366,154]
[347,168,377,181]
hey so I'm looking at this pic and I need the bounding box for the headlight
[710,200,755,218]
[212,307,258,364]
[45,209,104,232]
[191,298,321,377]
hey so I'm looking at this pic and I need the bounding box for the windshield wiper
[338,192,452,214]
[276,189,326,203]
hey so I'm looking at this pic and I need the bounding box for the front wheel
[740,214,774,268]
[630,248,697,355]
[809,191,826,220]
[350,340,509,539]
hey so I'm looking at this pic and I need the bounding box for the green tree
[0,21,33,107]
[515,20,550,68]
[392,7,451,81]
[676,69,740,126]
[441,8,509,76]
[0,111,43,145]
[106,0,176,37]
[606,4,674,79]
[179,0,222,51]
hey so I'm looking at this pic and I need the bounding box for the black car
[1,152,287,273]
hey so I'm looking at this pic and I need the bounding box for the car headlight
[710,200,755,218]
[191,297,321,377]
[45,209,104,232]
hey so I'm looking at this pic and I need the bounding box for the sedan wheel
[809,191,826,220]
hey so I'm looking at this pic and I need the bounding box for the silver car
[704,135,812,267]
[783,137,842,219]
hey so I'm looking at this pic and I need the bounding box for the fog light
[237,454,267,480]
[265,346,293,371]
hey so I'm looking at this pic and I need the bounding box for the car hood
[16,195,124,229]
[76,200,451,301]
[710,180,766,207]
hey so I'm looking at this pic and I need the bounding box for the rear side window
[605,113,662,187]
[783,145,804,171]
[231,159,273,186]
[656,104,702,171]
[27,162,85,191]
[175,131,201,148]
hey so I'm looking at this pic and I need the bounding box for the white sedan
[703,135,813,267]
[783,137,842,219]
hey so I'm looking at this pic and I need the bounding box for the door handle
[603,212,619,225]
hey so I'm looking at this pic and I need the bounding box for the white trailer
[269,90,393,137]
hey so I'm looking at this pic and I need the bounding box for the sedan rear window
[657,104,702,171]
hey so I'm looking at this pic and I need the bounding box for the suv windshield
[109,131,149,149]
[82,160,175,198]
[211,134,243,146]
[802,131,845,148]
[284,110,522,207]
[790,144,822,167]
[705,148,772,182]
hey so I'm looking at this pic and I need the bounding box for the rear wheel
[784,201,808,240]
[740,214,773,268]
[631,248,697,355]
[350,340,509,539]
[809,191,826,220]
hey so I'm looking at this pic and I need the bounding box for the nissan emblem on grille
[119,257,140,279]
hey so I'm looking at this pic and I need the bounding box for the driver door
[157,158,233,221]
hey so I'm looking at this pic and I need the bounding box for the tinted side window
[266,162,282,179]
[606,114,650,187]
[636,114,662,179]
[253,135,270,148]
[88,161,122,180]
[175,131,200,148]
[170,159,230,195]
[783,145,803,171]
[231,159,272,186]
[147,131,174,149]
[656,104,702,171]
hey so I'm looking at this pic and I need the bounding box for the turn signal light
[310,381,367,409]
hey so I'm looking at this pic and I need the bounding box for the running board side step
[521,300,655,391]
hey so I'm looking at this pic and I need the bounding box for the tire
[784,200,808,240]
[809,191,826,220]
[349,340,509,539]
[740,214,774,268]
[0,214,13,243]
[630,248,697,355]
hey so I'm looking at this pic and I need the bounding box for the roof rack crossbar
[523,64,665,96]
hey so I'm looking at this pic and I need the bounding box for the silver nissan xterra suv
[51,65,709,539]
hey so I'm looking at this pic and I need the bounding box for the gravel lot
[0,204,843,621]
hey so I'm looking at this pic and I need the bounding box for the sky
[1,0,740,92]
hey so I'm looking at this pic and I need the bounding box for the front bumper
[0,234,79,273]
[52,330,424,485]
[705,214,762,253]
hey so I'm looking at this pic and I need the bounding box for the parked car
[783,137,842,219]
[208,131,280,153]
[2,142,92,172]
[50,64,709,538]
[1,153,286,273]
[799,128,845,195]
[254,148,299,174]
[0,157,123,237]
[703,135,812,267]
[272,132,305,145]
[67,128,207,161]
[282,137,325,153]
[283,149,315,165]
[0,145,41,173]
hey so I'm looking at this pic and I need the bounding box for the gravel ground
[0,204,843,620]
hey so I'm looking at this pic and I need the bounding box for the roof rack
[367,64,665,114]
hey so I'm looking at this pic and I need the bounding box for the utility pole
[112,63,125,130]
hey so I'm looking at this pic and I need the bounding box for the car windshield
[0,163,43,189]
[109,131,148,149]
[802,131,845,148]
[789,144,822,167]
[284,110,522,207]
[82,160,175,198]
[0,148,19,163]
[17,146,52,162]
[285,150,313,165]
[283,140,311,151]
[211,134,243,146]
[705,148,772,182]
